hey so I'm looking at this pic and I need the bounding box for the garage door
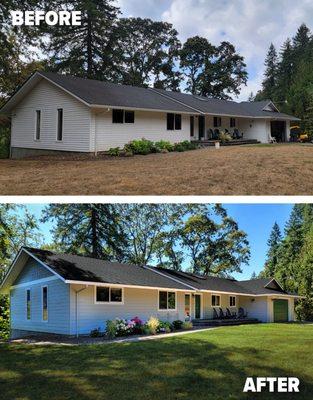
[273,300,288,322]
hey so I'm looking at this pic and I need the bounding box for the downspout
[74,286,87,338]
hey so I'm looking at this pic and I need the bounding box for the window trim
[211,294,221,307]
[229,295,236,307]
[112,109,135,124]
[26,288,31,320]
[94,286,124,305]
[34,110,41,141]
[41,285,48,323]
[56,108,63,142]
[124,110,135,124]
[213,116,222,128]
[158,290,177,311]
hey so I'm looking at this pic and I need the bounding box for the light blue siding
[10,258,71,334]
[13,258,52,285]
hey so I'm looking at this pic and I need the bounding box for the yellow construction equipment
[290,126,309,142]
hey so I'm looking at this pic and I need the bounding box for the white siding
[69,284,190,335]
[92,109,191,151]
[239,296,269,322]
[238,118,269,143]
[11,79,91,152]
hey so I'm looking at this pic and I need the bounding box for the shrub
[172,320,184,330]
[0,295,10,340]
[158,321,172,333]
[125,138,155,155]
[108,147,121,156]
[173,143,186,152]
[154,140,174,152]
[0,124,10,159]
[295,298,313,321]
[106,320,118,339]
[131,316,143,334]
[146,316,160,335]
[219,132,232,144]
[90,328,102,337]
[182,321,193,330]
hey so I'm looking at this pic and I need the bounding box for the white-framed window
[229,296,236,307]
[35,110,41,140]
[212,295,221,307]
[167,113,182,130]
[112,109,135,124]
[56,108,63,141]
[95,286,124,304]
[230,117,236,128]
[158,290,176,311]
[42,286,48,322]
[26,289,31,320]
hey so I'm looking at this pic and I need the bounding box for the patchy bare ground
[1,144,313,195]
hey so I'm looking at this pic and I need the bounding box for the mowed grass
[1,143,313,195]
[0,324,312,400]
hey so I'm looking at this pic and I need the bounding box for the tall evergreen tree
[44,0,120,79]
[261,222,282,278]
[261,43,278,100]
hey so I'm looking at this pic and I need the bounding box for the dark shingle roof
[38,72,299,120]
[21,247,294,296]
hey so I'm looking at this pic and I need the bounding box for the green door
[273,300,288,322]
[195,295,201,319]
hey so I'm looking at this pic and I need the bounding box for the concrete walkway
[9,327,217,346]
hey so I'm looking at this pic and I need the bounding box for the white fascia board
[10,275,59,290]
[91,104,197,115]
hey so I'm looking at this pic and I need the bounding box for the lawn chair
[213,129,220,140]
[233,128,243,139]
[226,308,236,319]
[219,307,226,319]
[207,128,214,139]
[213,308,219,319]
[268,133,277,143]
[237,307,248,319]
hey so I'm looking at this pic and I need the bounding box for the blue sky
[116,0,313,100]
[18,203,293,281]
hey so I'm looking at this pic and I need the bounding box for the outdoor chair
[213,129,220,140]
[207,128,214,139]
[219,307,226,319]
[237,307,248,319]
[226,308,236,319]
[213,307,219,319]
[233,128,243,139]
[268,133,277,143]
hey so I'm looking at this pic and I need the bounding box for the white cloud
[117,0,313,100]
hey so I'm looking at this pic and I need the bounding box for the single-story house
[0,71,299,158]
[0,247,301,338]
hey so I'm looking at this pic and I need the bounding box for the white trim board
[10,276,59,290]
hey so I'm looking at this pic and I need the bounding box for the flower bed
[108,139,199,157]
[90,316,193,339]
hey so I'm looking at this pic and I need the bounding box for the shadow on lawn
[0,337,312,400]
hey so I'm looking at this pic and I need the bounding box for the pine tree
[248,92,255,102]
[293,23,311,51]
[261,222,282,278]
[262,43,278,100]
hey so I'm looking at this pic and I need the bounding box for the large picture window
[42,286,48,321]
[167,113,182,130]
[96,287,123,303]
[158,291,176,310]
[112,109,135,124]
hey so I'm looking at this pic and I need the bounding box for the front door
[194,294,201,319]
[198,116,205,140]
[185,294,191,320]
[273,299,288,322]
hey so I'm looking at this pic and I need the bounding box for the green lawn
[0,324,312,400]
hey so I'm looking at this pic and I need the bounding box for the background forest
[1,203,313,339]
[1,1,313,157]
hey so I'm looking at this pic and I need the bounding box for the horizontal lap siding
[13,258,53,285]
[69,285,188,335]
[10,279,70,334]
[11,80,91,152]
[202,293,238,319]
[238,118,268,143]
[93,110,190,151]
[239,296,269,322]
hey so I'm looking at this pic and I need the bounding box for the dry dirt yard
[1,144,313,195]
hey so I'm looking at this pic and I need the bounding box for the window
[112,109,135,124]
[42,286,48,321]
[175,114,182,130]
[190,116,194,137]
[212,295,221,307]
[167,113,175,130]
[26,289,31,320]
[159,291,176,310]
[125,110,135,124]
[185,294,191,317]
[213,117,222,127]
[230,117,236,128]
[57,108,63,141]
[35,110,41,140]
[95,287,123,303]
[230,296,236,307]
[167,113,182,130]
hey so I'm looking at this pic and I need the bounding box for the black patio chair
[226,308,236,319]
[213,308,219,319]
[233,128,243,140]
[219,307,226,319]
[213,129,220,140]
[237,307,248,319]
[207,128,214,139]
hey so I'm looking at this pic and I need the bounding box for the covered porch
[190,114,291,144]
